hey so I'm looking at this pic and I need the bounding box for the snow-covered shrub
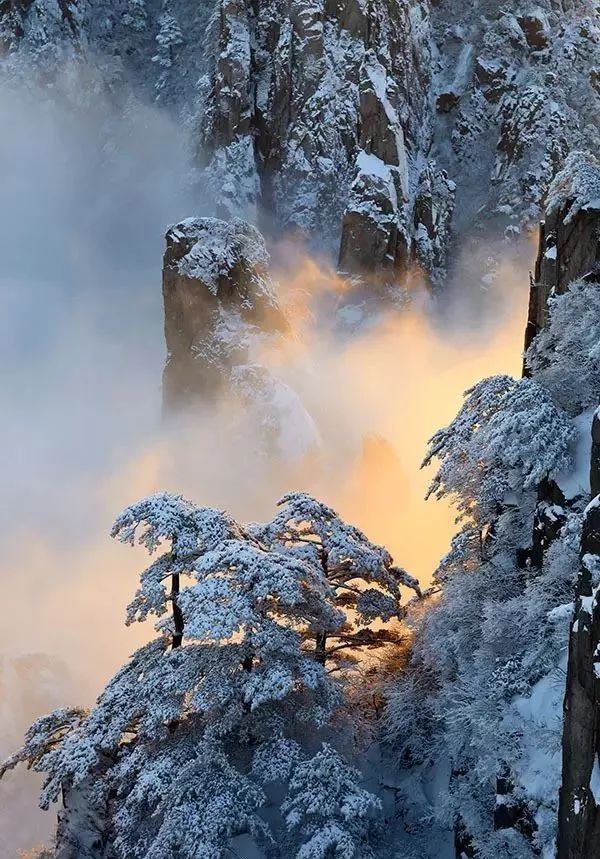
[283,744,381,859]
[423,375,575,523]
[526,278,600,414]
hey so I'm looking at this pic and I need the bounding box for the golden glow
[0,248,528,698]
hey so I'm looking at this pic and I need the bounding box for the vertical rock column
[558,409,600,858]
[200,0,451,286]
[525,154,600,856]
[162,217,286,412]
[524,151,600,362]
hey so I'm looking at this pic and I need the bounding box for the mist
[0,79,532,856]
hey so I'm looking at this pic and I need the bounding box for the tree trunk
[171,573,184,649]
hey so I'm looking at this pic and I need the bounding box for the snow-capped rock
[2,0,599,286]
[524,151,600,355]
[162,216,287,410]
[162,216,320,461]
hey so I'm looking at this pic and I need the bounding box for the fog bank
[0,81,530,856]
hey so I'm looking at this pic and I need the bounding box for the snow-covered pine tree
[382,371,583,859]
[254,492,421,666]
[152,10,183,69]
[282,743,382,859]
[526,278,600,415]
[1,492,387,858]
[121,0,147,32]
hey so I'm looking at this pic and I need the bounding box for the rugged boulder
[162,216,286,412]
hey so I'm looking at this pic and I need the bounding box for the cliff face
[558,469,600,859]
[198,0,600,282]
[199,0,457,285]
[429,1,600,233]
[525,152,600,354]
[3,0,598,288]
[522,152,600,859]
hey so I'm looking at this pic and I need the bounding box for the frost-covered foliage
[153,9,185,97]
[526,279,600,414]
[3,492,395,858]
[423,375,575,524]
[0,708,89,808]
[112,737,270,859]
[282,744,381,859]
[121,0,147,32]
[254,492,420,664]
[384,340,589,857]
[384,494,582,859]
[0,0,215,113]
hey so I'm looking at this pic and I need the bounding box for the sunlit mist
[0,77,531,857]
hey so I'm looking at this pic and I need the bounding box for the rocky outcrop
[524,152,600,356]
[431,0,600,234]
[162,216,286,412]
[523,156,600,859]
[200,0,454,286]
[518,155,600,578]
[161,216,319,460]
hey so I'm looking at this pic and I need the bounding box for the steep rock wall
[2,0,599,287]
[200,0,457,286]
[524,152,600,356]
[429,0,600,236]
[558,432,600,859]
